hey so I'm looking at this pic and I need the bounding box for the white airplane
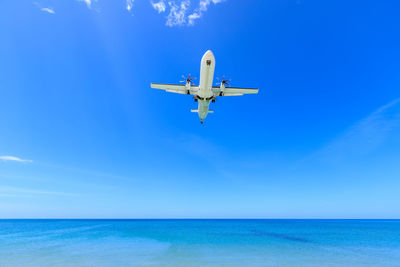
[151,50,259,124]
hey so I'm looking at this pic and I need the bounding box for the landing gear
[212,99,215,103]
[194,98,198,102]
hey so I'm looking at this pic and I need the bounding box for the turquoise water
[0,220,399,266]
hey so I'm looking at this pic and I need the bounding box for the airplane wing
[212,86,259,96]
[151,83,199,95]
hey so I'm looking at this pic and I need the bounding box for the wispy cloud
[188,0,224,25]
[126,0,134,11]
[150,0,225,26]
[77,0,92,9]
[41,7,55,14]
[35,0,224,25]
[312,98,400,163]
[0,186,72,196]
[0,156,33,163]
[34,2,55,14]
[151,0,167,13]
[166,0,190,26]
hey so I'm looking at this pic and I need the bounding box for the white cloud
[33,2,55,14]
[151,0,225,26]
[0,156,33,163]
[151,0,167,13]
[187,12,200,23]
[77,0,92,9]
[166,0,190,26]
[40,7,55,14]
[127,0,134,11]
[188,0,224,25]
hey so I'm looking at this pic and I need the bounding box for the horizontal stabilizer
[191,109,214,113]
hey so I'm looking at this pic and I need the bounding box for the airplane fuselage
[150,50,259,124]
[197,50,216,123]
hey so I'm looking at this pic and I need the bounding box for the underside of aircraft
[151,50,259,123]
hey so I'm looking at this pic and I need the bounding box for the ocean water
[0,220,399,266]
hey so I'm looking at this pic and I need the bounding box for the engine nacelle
[219,83,225,96]
[186,82,191,94]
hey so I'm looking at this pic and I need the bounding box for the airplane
[151,50,259,124]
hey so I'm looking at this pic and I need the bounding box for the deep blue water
[0,220,399,266]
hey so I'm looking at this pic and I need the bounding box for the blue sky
[0,0,400,218]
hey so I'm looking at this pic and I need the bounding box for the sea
[0,219,399,266]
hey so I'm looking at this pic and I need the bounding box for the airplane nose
[205,50,214,59]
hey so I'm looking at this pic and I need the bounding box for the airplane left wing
[151,83,199,95]
[212,86,259,96]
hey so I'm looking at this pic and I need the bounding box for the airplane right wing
[212,86,259,96]
[151,83,199,95]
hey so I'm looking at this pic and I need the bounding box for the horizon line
[0,218,399,220]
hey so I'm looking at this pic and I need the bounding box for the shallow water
[0,220,399,266]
